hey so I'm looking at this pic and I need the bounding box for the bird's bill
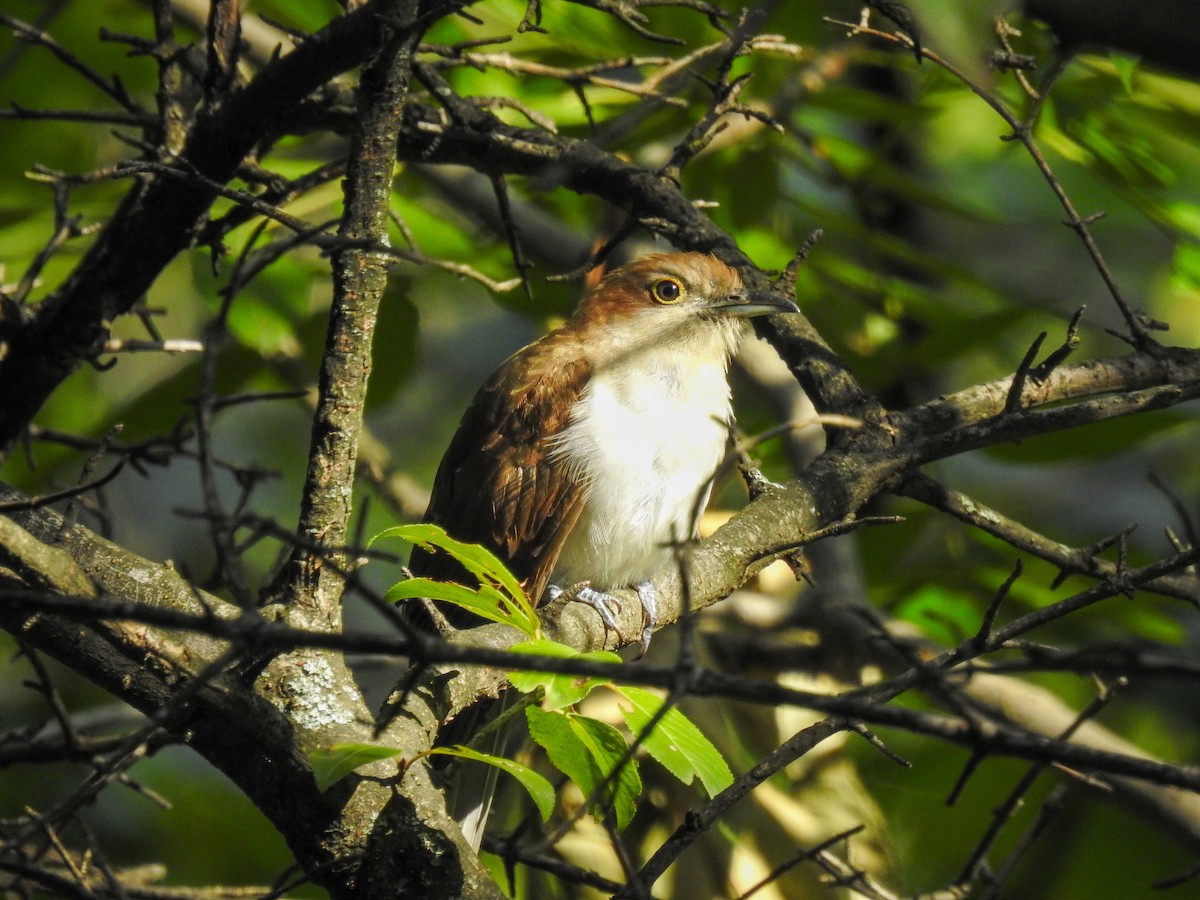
[705,288,799,318]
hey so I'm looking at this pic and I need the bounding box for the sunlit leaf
[373,524,539,635]
[526,707,640,830]
[384,577,533,632]
[375,523,526,605]
[427,745,555,821]
[308,743,404,792]
[507,639,620,708]
[1109,54,1137,95]
[613,685,733,797]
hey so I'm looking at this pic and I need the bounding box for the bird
[408,251,798,850]
[409,251,798,649]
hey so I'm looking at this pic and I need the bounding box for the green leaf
[1170,239,1200,288]
[893,586,980,645]
[507,639,621,708]
[372,523,525,603]
[372,523,539,635]
[566,715,642,830]
[613,686,733,797]
[526,707,641,830]
[385,577,536,634]
[308,743,404,792]
[1162,204,1200,243]
[427,746,555,822]
[1109,53,1138,95]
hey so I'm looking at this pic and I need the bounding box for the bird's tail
[442,692,517,852]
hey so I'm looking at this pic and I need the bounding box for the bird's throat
[549,330,738,590]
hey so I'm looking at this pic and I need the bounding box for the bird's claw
[577,587,624,642]
[548,582,624,644]
[548,580,657,654]
[635,580,657,657]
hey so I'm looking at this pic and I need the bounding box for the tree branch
[897,473,1200,605]
[280,1,422,629]
[0,0,458,451]
[0,475,499,897]
[1024,0,1200,78]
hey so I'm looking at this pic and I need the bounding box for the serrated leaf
[507,639,621,708]
[614,686,733,797]
[567,714,641,830]
[427,746,555,822]
[308,743,404,792]
[526,706,588,785]
[526,707,641,830]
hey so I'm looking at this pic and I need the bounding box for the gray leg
[548,582,624,642]
[635,579,657,657]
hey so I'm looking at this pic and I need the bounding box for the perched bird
[410,251,797,850]
[410,251,798,650]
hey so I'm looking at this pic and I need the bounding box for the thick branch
[0,0,447,450]
[5,496,1197,887]
[0,480,495,899]
[411,346,1200,725]
[893,347,1200,440]
[0,33,835,451]
[587,355,1198,650]
[266,3,502,893]
[0,491,338,867]
[392,97,876,418]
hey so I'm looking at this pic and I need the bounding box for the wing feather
[409,330,591,624]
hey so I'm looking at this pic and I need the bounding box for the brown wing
[409,329,591,624]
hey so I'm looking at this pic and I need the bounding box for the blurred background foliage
[1,0,1199,897]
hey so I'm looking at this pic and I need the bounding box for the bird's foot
[634,580,657,658]
[548,582,624,643]
[547,580,656,654]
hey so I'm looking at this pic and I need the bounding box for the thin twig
[0,13,142,112]
[825,16,1157,350]
[0,461,126,513]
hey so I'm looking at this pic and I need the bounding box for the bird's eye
[651,277,684,304]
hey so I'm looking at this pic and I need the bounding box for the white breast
[549,341,734,589]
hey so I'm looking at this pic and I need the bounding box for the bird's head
[571,252,798,357]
